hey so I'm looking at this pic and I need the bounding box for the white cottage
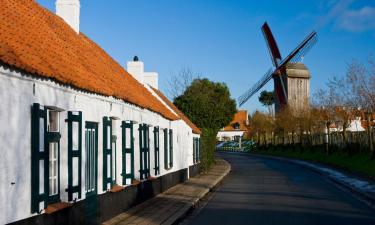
[0,1,201,224]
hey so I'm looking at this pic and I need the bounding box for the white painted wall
[0,64,198,224]
[217,131,245,141]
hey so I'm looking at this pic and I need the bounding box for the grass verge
[253,148,375,179]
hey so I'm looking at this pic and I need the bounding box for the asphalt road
[186,152,375,225]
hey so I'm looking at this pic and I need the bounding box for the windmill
[238,22,317,112]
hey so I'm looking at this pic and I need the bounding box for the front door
[85,122,98,225]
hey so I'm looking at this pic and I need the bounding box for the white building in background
[0,1,201,224]
[217,110,250,141]
[329,117,366,132]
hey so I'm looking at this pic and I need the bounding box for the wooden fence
[256,130,374,153]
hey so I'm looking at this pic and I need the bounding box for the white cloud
[315,0,354,29]
[336,6,375,32]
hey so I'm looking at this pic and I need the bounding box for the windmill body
[275,63,311,113]
[238,22,317,113]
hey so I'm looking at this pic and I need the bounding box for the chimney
[127,56,145,84]
[56,0,80,33]
[127,56,159,89]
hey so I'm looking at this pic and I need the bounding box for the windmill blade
[262,22,282,67]
[278,31,317,68]
[238,68,274,106]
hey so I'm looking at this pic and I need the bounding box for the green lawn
[253,148,375,178]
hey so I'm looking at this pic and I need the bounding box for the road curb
[247,153,375,209]
[170,159,232,225]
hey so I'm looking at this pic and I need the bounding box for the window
[232,122,240,130]
[121,121,134,185]
[102,117,113,191]
[193,137,200,164]
[139,124,150,180]
[31,104,61,213]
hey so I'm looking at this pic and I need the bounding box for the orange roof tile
[223,110,248,131]
[150,87,201,134]
[0,0,178,121]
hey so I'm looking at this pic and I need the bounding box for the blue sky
[37,0,375,113]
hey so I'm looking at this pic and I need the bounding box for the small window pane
[39,160,44,194]
[107,155,111,178]
[48,110,59,132]
[126,153,131,173]
[155,133,159,148]
[73,157,79,186]
[125,128,131,148]
[39,118,44,152]
[107,126,111,149]
[112,142,116,182]
[49,142,58,196]
[73,122,79,150]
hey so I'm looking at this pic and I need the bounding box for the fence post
[367,113,374,159]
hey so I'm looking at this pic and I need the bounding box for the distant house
[217,110,250,141]
[327,109,374,133]
[0,1,201,224]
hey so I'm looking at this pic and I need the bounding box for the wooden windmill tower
[238,22,317,113]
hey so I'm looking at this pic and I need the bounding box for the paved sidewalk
[102,159,231,225]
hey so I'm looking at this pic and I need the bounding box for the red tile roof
[150,87,201,134]
[0,0,178,121]
[223,110,248,131]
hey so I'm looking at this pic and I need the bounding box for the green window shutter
[153,127,160,175]
[102,117,112,191]
[139,124,143,179]
[66,111,82,201]
[195,138,199,163]
[197,138,200,163]
[121,121,134,185]
[163,128,168,169]
[193,138,196,164]
[169,129,173,168]
[31,103,47,213]
[145,125,150,178]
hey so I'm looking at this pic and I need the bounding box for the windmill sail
[238,68,274,106]
[278,31,317,67]
[238,25,318,107]
[262,22,282,67]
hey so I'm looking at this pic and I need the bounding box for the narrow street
[187,152,375,225]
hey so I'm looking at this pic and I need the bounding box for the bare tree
[347,59,375,112]
[166,68,200,100]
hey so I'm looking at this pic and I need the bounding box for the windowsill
[132,179,141,186]
[110,184,125,193]
[148,176,157,181]
[45,202,72,214]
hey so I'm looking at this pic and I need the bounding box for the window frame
[31,104,61,213]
